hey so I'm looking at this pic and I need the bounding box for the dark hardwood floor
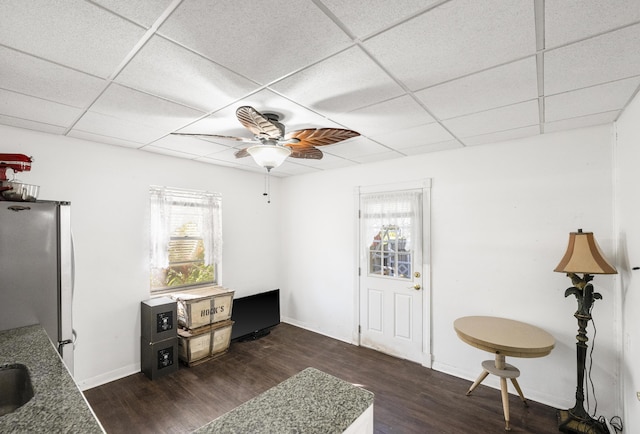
[84,323,560,433]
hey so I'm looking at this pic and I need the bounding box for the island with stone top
[193,367,375,434]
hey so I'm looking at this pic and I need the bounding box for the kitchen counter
[0,325,104,433]
[193,367,374,434]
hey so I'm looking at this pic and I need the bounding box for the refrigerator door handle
[7,205,31,212]
[71,230,76,299]
[58,339,73,352]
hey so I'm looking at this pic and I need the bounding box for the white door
[358,184,430,364]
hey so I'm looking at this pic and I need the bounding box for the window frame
[149,186,222,294]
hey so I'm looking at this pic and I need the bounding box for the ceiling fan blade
[171,132,256,143]
[287,146,323,160]
[236,106,283,139]
[234,147,250,158]
[285,128,359,148]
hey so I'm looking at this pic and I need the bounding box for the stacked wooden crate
[168,286,234,366]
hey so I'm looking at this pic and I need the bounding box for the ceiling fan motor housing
[261,113,285,137]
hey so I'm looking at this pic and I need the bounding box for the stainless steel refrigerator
[0,200,74,374]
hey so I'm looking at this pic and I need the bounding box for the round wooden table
[454,316,555,431]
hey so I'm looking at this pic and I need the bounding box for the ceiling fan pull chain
[264,169,271,204]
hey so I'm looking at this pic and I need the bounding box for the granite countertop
[0,325,105,433]
[193,367,374,434]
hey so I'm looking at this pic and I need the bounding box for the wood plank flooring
[83,323,560,433]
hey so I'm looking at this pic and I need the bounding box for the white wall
[0,125,282,389]
[280,125,619,417]
[614,90,640,433]
[1,121,626,423]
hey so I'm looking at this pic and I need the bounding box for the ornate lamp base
[558,409,609,434]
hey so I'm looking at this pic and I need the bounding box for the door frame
[353,179,432,368]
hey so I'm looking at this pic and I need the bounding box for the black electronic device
[140,337,178,380]
[141,297,178,380]
[230,289,280,341]
[141,297,177,342]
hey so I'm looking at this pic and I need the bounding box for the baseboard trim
[281,317,355,345]
[77,363,140,391]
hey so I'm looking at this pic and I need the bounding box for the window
[149,186,221,293]
[361,190,422,279]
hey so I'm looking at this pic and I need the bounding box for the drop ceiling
[1,0,639,177]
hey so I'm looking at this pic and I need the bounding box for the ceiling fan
[172,106,360,171]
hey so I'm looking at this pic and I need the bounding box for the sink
[0,364,34,417]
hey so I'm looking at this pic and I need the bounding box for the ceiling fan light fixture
[247,144,291,171]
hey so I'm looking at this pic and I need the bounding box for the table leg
[500,377,511,431]
[467,355,525,431]
[495,354,511,431]
[510,378,528,406]
[466,370,489,396]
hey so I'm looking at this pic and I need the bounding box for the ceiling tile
[0,89,83,127]
[544,24,640,95]
[0,0,146,77]
[354,151,404,164]
[323,136,392,159]
[545,77,640,122]
[194,155,248,170]
[158,0,353,84]
[0,116,67,135]
[88,0,175,28]
[67,128,145,149]
[0,46,107,108]
[321,0,440,38]
[461,125,540,147]
[89,84,206,132]
[544,110,620,134]
[142,146,200,160]
[115,36,260,112]
[71,112,166,144]
[275,160,324,175]
[401,140,462,155]
[545,0,640,49]
[176,89,345,138]
[329,95,435,136]
[285,152,356,171]
[372,122,455,150]
[148,135,231,157]
[415,56,538,120]
[364,0,536,90]
[442,100,540,138]
[270,46,406,115]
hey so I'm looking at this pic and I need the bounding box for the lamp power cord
[585,314,624,433]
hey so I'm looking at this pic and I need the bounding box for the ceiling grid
[0,0,638,176]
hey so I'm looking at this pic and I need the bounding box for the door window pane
[368,225,410,278]
[361,190,421,280]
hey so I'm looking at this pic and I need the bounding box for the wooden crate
[178,319,233,366]
[169,286,234,329]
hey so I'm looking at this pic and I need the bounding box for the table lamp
[554,229,616,434]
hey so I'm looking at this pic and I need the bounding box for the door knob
[410,284,421,290]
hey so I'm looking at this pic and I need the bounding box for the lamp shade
[247,144,291,170]
[554,229,617,274]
